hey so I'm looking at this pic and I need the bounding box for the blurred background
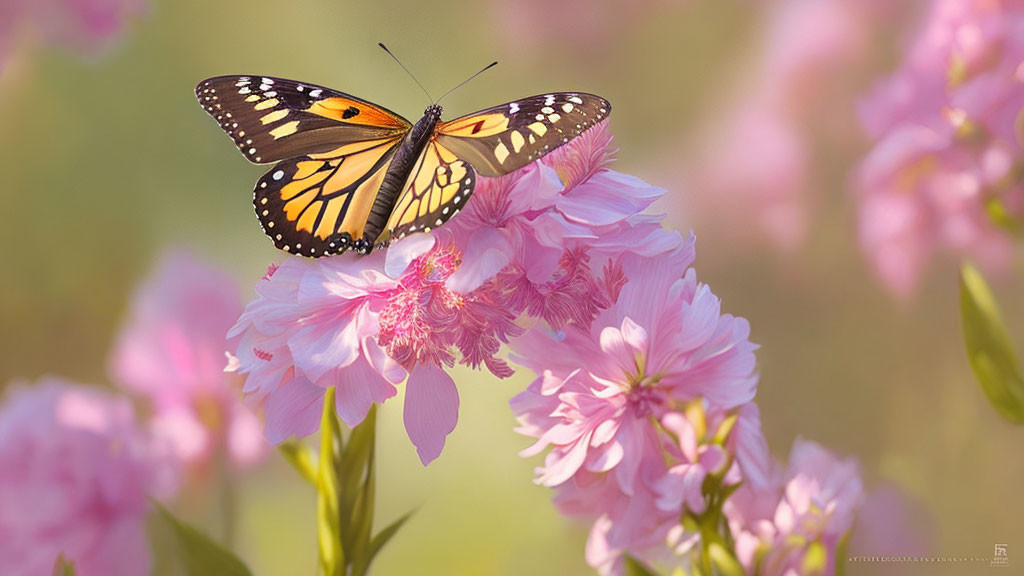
[1,0,1022,574]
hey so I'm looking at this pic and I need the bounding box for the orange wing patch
[307,97,410,128]
[439,112,510,138]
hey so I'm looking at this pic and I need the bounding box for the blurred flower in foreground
[727,439,863,576]
[0,378,176,576]
[111,250,265,471]
[856,0,1024,296]
[0,0,144,78]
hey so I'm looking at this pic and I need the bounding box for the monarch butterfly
[195,60,610,257]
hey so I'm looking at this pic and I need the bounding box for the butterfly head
[424,104,443,122]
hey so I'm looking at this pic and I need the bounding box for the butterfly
[195,75,610,257]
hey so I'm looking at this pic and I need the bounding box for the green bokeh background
[1,1,1022,574]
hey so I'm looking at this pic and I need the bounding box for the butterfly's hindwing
[196,76,411,164]
[254,137,403,257]
[385,142,475,242]
[436,92,610,177]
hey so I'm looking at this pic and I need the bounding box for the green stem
[317,387,344,576]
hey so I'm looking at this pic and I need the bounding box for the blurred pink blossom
[849,483,934,559]
[669,0,880,252]
[32,0,146,50]
[856,0,1024,295]
[1,0,144,75]
[111,250,266,470]
[666,0,916,254]
[0,378,176,576]
[727,439,864,576]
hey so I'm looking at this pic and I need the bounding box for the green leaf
[623,555,660,576]
[153,502,253,576]
[279,441,317,485]
[960,263,1024,424]
[317,387,345,576]
[339,404,377,569]
[357,509,416,576]
[51,554,75,576]
[708,541,745,576]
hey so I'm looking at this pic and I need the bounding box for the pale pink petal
[263,378,325,444]
[403,363,459,465]
[333,356,399,428]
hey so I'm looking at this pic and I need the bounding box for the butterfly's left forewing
[196,75,411,164]
[436,92,610,177]
[384,142,475,243]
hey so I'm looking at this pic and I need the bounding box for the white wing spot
[273,170,285,180]
[568,96,583,104]
[509,102,520,114]
[309,89,322,98]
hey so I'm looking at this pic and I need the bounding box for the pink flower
[728,439,864,576]
[0,378,176,576]
[111,250,266,470]
[856,0,1024,295]
[230,234,519,464]
[511,241,768,573]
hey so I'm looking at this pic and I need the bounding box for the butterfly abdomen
[356,105,444,253]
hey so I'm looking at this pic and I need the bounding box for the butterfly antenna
[436,61,499,104]
[378,43,434,103]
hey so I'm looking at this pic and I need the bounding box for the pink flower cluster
[726,439,864,576]
[229,121,671,465]
[857,0,1024,296]
[111,251,266,472]
[226,117,868,571]
[510,239,777,574]
[0,379,176,576]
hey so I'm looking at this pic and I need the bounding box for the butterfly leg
[353,237,374,255]
[325,232,355,255]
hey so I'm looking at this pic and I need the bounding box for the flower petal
[263,377,324,444]
[403,363,459,465]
